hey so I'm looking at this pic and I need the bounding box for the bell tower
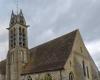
[9,10,28,49]
[6,10,29,80]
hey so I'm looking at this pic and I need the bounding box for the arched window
[86,66,89,78]
[82,61,86,76]
[27,75,32,80]
[69,72,74,80]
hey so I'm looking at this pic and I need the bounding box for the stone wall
[72,30,99,80]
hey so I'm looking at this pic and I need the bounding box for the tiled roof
[0,60,6,74]
[22,30,78,75]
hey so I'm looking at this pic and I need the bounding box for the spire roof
[9,10,26,28]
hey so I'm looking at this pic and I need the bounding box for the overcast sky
[0,0,100,69]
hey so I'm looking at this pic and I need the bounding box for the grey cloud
[26,0,100,44]
[23,0,100,48]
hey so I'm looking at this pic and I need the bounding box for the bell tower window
[10,28,16,49]
[10,30,13,48]
[22,28,26,47]
[19,27,22,47]
[13,28,16,48]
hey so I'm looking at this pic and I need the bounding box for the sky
[0,0,100,69]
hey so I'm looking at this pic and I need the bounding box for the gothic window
[82,61,86,76]
[11,28,16,48]
[10,30,13,48]
[22,29,25,36]
[19,27,22,36]
[19,27,25,47]
[27,76,32,80]
[69,72,74,80]
[86,66,89,78]
[23,29,26,47]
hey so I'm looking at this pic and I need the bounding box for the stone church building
[0,10,100,80]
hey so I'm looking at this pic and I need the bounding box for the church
[0,10,100,80]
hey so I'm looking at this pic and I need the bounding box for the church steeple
[6,10,29,80]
